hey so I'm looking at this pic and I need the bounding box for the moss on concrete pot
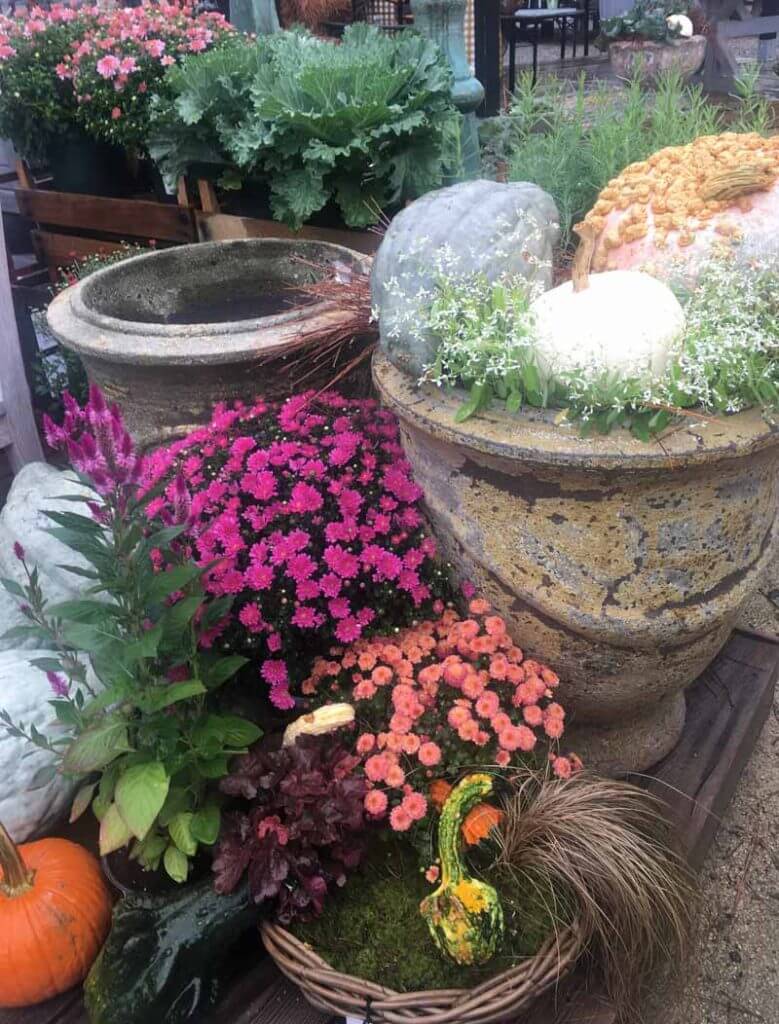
[373,352,779,773]
[47,239,370,448]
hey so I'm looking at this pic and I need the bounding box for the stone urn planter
[373,352,779,773]
[47,238,371,448]
[608,35,707,84]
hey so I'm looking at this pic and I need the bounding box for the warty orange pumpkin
[0,821,112,1007]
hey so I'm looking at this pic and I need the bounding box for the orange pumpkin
[461,804,504,846]
[0,821,112,1007]
[429,780,503,846]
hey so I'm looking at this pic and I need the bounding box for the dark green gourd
[83,879,254,1024]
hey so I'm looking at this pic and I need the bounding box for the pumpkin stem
[572,222,596,293]
[0,821,35,896]
[701,165,775,203]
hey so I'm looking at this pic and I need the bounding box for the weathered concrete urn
[47,238,370,448]
[374,353,779,772]
[608,36,706,84]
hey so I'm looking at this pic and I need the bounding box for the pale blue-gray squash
[371,180,560,380]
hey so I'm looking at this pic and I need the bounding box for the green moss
[291,838,566,992]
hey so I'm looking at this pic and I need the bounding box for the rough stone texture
[0,463,94,650]
[608,35,707,84]
[47,238,371,449]
[0,649,80,842]
[371,179,560,380]
[374,352,779,773]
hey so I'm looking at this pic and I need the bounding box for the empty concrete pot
[47,238,370,448]
[374,352,779,773]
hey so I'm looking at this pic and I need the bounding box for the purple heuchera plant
[213,734,367,924]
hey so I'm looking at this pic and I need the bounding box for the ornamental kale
[143,392,449,710]
[213,734,367,923]
[149,24,462,228]
[598,0,691,46]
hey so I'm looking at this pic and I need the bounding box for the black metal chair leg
[508,23,516,94]
[584,0,590,55]
[532,22,539,85]
[560,16,566,59]
[572,14,577,58]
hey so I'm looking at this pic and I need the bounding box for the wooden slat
[15,189,196,244]
[196,210,382,256]
[0,203,44,468]
[643,627,779,869]
[32,230,124,280]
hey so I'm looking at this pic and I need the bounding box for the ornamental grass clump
[143,392,449,710]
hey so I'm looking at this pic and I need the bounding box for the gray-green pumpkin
[371,180,560,379]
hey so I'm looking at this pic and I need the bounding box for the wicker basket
[261,920,582,1024]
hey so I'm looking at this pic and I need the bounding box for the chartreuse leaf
[70,782,98,823]
[190,803,221,846]
[163,844,190,883]
[169,812,198,856]
[115,762,170,841]
[62,718,131,773]
[99,803,133,855]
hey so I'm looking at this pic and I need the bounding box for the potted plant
[371,181,779,774]
[597,0,707,83]
[1,387,261,884]
[0,2,232,196]
[148,24,462,234]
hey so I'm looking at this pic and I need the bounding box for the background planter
[608,36,707,83]
[47,238,371,448]
[374,353,779,773]
[46,132,135,198]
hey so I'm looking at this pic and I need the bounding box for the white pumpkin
[530,269,685,383]
[0,463,95,654]
[0,650,80,841]
[666,14,693,37]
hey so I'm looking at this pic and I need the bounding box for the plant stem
[0,822,35,896]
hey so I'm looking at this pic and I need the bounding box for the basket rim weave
[261,919,583,1024]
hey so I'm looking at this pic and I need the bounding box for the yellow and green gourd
[419,773,504,966]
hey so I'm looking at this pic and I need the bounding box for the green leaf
[70,782,98,823]
[505,390,523,414]
[169,812,198,856]
[454,382,488,423]
[124,624,163,663]
[29,763,58,790]
[50,699,80,727]
[199,595,234,630]
[190,803,221,846]
[99,802,133,855]
[115,761,170,841]
[158,787,192,828]
[44,509,103,534]
[197,755,230,779]
[160,596,203,638]
[62,719,131,773]
[163,844,190,884]
[147,565,202,603]
[30,657,66,673]
[2,624,50,643]
[217,715,263,749]
[201,654,249,689]
[143,679,207,713]
[56,563,100,581]
[60,621,118,654]
[1,577,26,598]
[46,599,120,623]
[133,832,168,870]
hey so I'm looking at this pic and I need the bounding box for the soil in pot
[47,131,135,198]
